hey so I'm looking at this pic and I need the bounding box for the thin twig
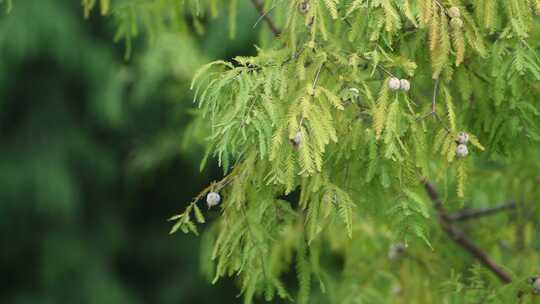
[312,62,324,91]
[433,113,451,133]
[418,77,440,119]
[375,64,398,78]
[282,46,305,66]
[422,180,513,284]
[250,0,281,36]
[189,165,242,206]
[353,52,398,78]
[416,78,450,132]
[448,202,517,222]
[253,3,276,29]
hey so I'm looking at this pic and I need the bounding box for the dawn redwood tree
[78,1,540,303]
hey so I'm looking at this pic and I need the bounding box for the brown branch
[250,0,281,37]
[422,180,513,284]
[448,202,517,222]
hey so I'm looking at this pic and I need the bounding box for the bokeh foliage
[0,1,260,303]
[3,1,540,304]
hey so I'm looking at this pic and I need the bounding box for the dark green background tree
[0,1,260,303]
[3,1,540,304]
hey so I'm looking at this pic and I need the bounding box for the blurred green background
[0,1,261,303]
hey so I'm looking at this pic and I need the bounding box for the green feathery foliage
[78,0,540,302]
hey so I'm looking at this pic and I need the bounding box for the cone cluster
[455,131,470,158]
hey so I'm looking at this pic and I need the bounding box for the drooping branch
[448,202,517,222]
[423,180,513,284]
[250,0,281,37]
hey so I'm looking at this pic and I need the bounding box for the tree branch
[422,180,513,284]
[448,202,517,222]
[250,0,281,37]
